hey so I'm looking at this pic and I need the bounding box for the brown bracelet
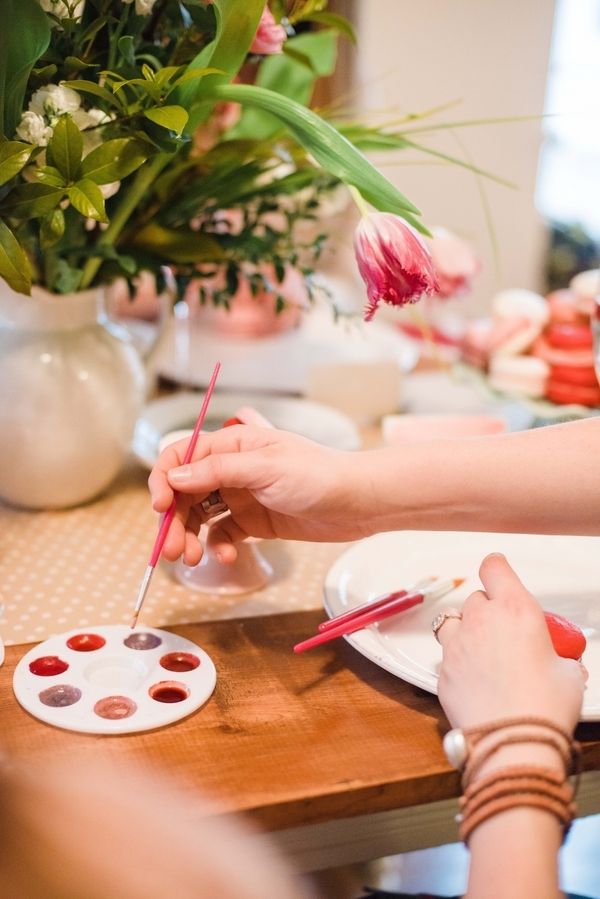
[460,778,574,820]
[462,764,566,800]
[458,764,577,845]
[462,716,573,746]
[460,792,576,845]
[462,732,574,789]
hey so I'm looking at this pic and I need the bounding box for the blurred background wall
[321,0,558,316]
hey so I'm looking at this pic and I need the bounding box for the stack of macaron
[460,270,600,407]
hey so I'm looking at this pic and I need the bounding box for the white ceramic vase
[0,282,147,509]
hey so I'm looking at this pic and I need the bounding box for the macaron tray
[460,273,600,417]
[13,625,217,735]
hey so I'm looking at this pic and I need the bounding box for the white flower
[29,84,81,125]
[16,111,53,147]
[100,181,121,199]
[39,0,85,20]
[121,0,158,14]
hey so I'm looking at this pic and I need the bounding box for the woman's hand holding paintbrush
[131,362,222,628]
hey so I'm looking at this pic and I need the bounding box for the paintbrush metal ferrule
[130,564,155,629]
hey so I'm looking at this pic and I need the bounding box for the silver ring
[431,610,463,643]
[200,490,228,518]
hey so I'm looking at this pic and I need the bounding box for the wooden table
[3,611,600,872]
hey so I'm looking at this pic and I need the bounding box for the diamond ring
[431,609,463,643]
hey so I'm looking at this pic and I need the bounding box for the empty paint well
[39,684,82,707]
[67,633,106,652]
[94,695,137,720]
[29,656,69,676]
[160,652,200,673]
[149,681,190,703]
[84,655,148,691]
[124,632,162,651]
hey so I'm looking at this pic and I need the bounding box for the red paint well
[66,633,106,652]
[29,656,69,676]
[149,681,190,703]
[159,652,200,673]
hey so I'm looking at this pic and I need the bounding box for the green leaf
[68,79,122,110]
[131,222,225,264]
[68,179,107,222]
[117,35,136,67]
[144,106,189,135]
[80,139,151,184]
[0,0,50,137]
[0,141,35,186]
[36,165,66,187]
[64,56,96,74]
[231,30,337,141]
[171,0,265,132]
[40,208,65,249]
[0,217,31,293]
[45,255,83,294]
[2,183,63,218]
[48,116,83,183]
[210,83,422,220]
[301,11,357,42]
[166,67,223,95]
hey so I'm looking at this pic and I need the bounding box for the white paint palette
[13,625,216,734]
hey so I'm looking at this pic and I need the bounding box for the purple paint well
[160,652,200,673]
[29,656,69,676]
[39,684,82,707]
[149,681,190,703]
[124,632,162,651]
[66,633,106,652]
[94,695,137,720]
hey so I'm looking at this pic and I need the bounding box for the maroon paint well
[29,656,69,676]
[159,652,200,673]
[124,632,162,651]
[149,681,190,703]
[66,633,106,652]
[94,695,137,720]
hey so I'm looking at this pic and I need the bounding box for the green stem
[348,184,370,217]
[79,152,172,289]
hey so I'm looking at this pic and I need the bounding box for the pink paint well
[29,656,69,676]
[66,633,106,652]
[159,652,200,673]
[94,695,137,720]
[149,681,190,703]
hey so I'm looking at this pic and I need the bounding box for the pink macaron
[488,355,549,399]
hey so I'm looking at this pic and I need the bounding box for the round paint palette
[13,625,216,734]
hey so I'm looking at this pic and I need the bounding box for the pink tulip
[428,227,480,299]
[250,6,287,55]
[353,213,439,321]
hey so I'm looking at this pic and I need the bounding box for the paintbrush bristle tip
[453,577,466,588]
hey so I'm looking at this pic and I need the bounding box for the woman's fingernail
[168,465,192,483]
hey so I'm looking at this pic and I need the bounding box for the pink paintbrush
[293,577,464,653]
[130,361,222,628]
[317,576,436,632]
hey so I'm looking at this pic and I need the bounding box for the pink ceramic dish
[382,414,506,445]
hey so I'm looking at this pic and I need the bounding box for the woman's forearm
[356,419,600,536]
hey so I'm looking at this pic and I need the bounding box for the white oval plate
[133,391,361,469]
[323,531,600,721]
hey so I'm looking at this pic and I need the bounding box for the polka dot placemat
[0,465,349,646]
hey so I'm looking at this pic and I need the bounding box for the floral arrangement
[0,0,437,312]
